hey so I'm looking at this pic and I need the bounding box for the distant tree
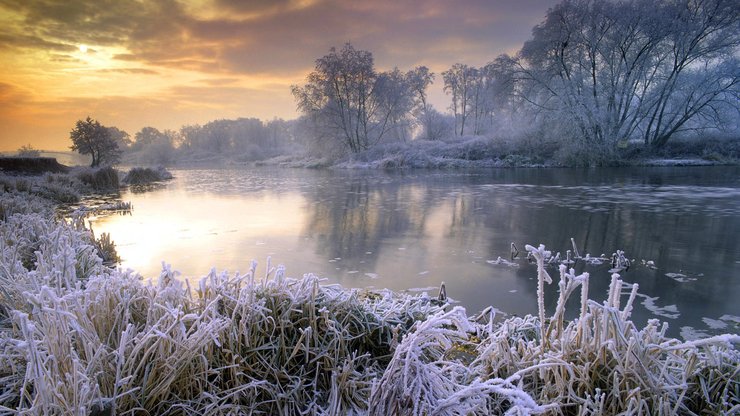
[374,67,417,142]
[17,144,41,157]
[406,66,439,139]
[133,126,165,150]
[108,126,132,150]
[265,118,296,153]
[443,63,499,136]
[423,108,456,140]
[69,116,122,167]
[292,43,418,153]
[442,64,477,136]
[132,126,176,164]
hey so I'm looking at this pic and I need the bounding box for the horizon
[0,0,559,152]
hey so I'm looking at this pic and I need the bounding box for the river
[91,165,740,339]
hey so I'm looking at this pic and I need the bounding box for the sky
[0,0,559,151]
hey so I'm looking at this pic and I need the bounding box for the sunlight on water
[93,189,307,276]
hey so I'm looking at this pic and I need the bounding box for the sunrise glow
[0,0,558,152]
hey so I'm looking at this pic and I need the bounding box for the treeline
[73,0,738,167]
[124,118,308,165]
[291,0,739,165]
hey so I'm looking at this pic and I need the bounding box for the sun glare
[78,44,88,53]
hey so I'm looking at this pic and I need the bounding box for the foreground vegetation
[0,178,737,414]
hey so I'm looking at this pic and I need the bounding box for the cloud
[210,0,322,17]
[0,0,561,150]
[0,82,30,106]
[1,0,558,75]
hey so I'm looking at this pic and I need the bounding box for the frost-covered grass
[0,192,737,414]
[1,167,124,204]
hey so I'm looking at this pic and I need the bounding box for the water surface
[91,166,740,339]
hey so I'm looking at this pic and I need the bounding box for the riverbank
[0,170,738,414]
[0,156,69,175]
[129,134,738,170]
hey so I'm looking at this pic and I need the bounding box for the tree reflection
[299,167,740,337]
[301,174,438,271]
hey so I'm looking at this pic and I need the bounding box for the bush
[75,166,120,191]
[16,144,41,158]
[553,140,625,167]
[122,167,173,185]
[649,136,740,160]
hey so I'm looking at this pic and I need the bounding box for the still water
[91,166,740,339]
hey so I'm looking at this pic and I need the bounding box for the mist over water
[91,166,740,339]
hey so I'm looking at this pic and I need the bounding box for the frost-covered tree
[132,126,176,164]
[69,116,122,167]
[132,127,165,151]
[500,0,740,149]
[107,126,131,150]
[176,118,295,161]
[406,66,441,139]
[443,64,475,136]
[443,64,499,136]
[375,67,420,142]
[292,43,420,153]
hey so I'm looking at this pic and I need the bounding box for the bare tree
[443,64,475,136]
[292,43,418,154]
[406,66,439,139]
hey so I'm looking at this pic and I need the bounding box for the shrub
[75,166,121,191]
[16,144,41,158]
[122,167,173,185]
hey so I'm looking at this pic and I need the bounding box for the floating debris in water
[665,272,698,282]
[637,293,680,319]
[486,257,519,267]
[703,317,728,330]
[681,326,711,341]
[641,259,658,269]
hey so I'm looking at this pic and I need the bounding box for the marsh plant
[122,167,173,186]
[75,166,120,192]
[0,192,737,415]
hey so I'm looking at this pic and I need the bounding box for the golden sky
[0,0,558,151]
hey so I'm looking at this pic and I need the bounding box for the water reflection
[91,166,740,339]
